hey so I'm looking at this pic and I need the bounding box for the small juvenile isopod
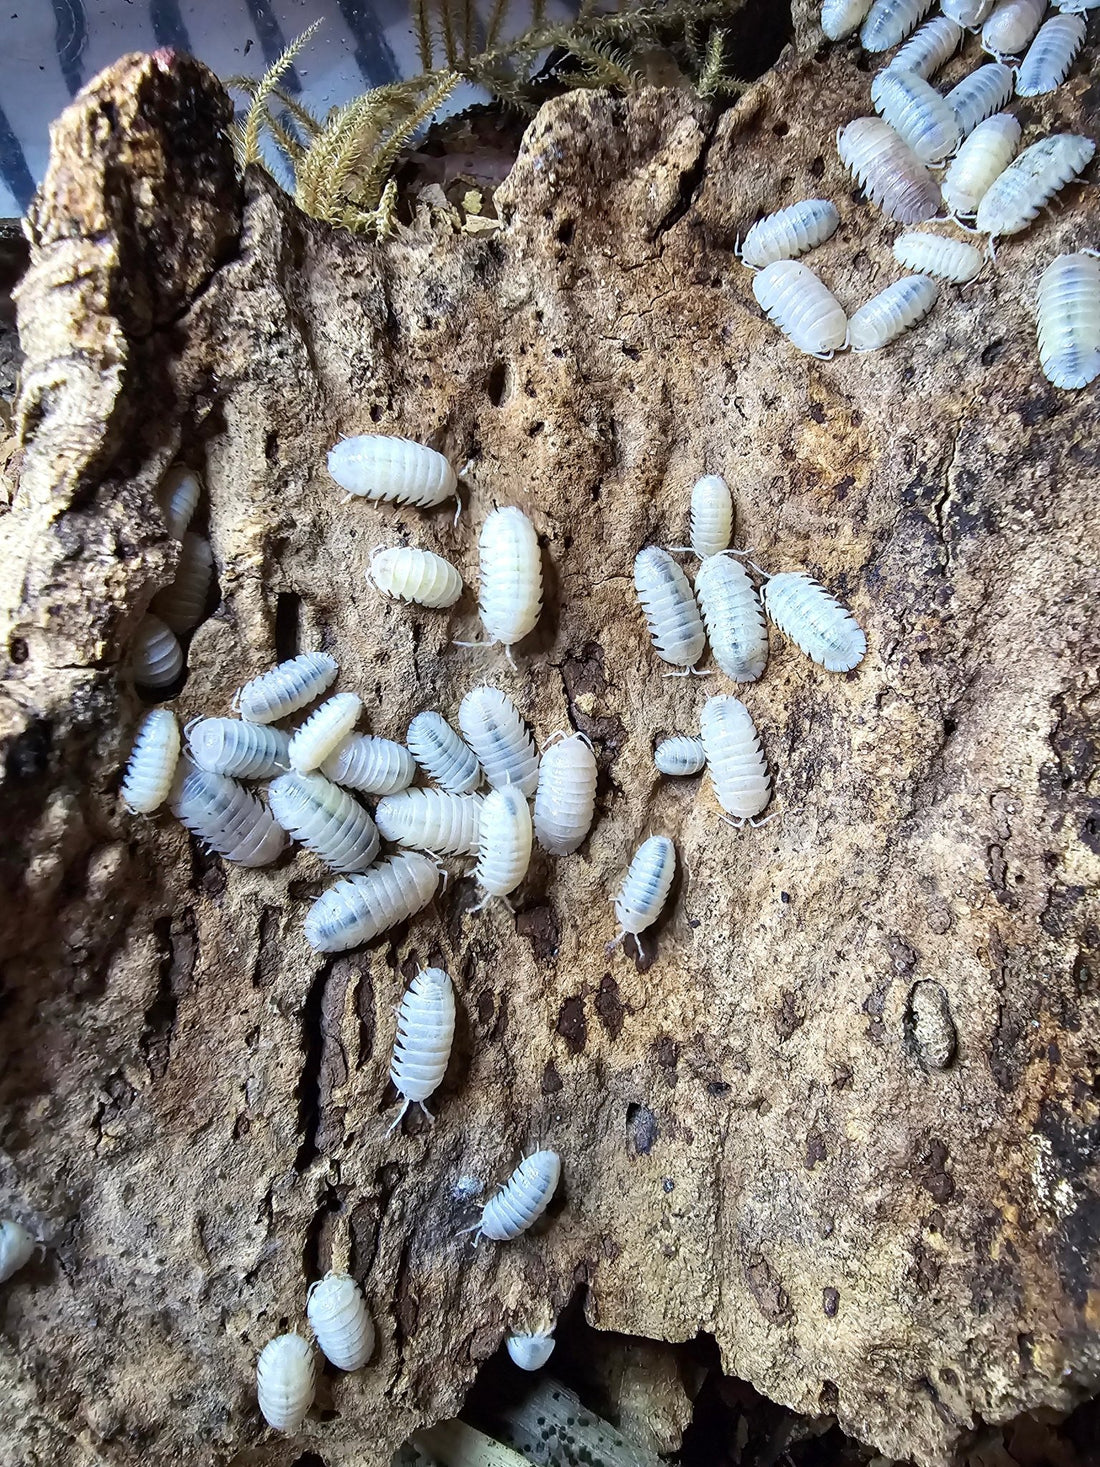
[172,769,288,866]
[121,708,181,813]
[1035,252,1100,390]
[836,118,941,225]
[822,0,873,40]
[940,113,1021,217]
[761,571,867,671]
[940,0,995,23]
[475,506,543,656]
[975,134,1097,246]
[320,733,416,795]
[462,1150,561,1243]
[458,685,540,796]
[980,0,1045,59]
[368,546,463,608]
[533,732,597,855]
[307,1272,375,1371]
[406,711,482,793]
[752,259,849,357]
[236,651,339,724]
[870,70,960,163]
[269,771,380,872]
[634,547,707,671]
[737,200,841,269]
[847,274,940,351]
[327,434,457,508]
[1015,14,1087,96]
[654,736,707,777]
[694,554,770,683]
[288,692,362,772]
[507,1331,556,1371]
[304,851,440,953]
[187,718,289,779]
[0,1221,35,1283]
[155,464,201,539]
[686,474,734,558]
[944,63,1014,140]
[150,532,214,633]
[860,0,935,51]
[892,231,983,283]
[699,695,771,826]
[882,15,963,78]
[256,1333,315,1432]
[388,966,456,1128]
[130,614,183,690]
[611,835,677,953]
[375,788,484,855]
[474,785,533,908]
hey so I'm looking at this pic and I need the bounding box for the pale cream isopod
[327,434,457,507]
[533,732,598,855]
[369,545,463,608]
[288,692,362,772]
[150,532,214,633]
[752,259,849,358]
[256,1333,315,1432]
[474,506,543,658]
[130,614,183,691]
[121,708,181,813]
[235,651,338,724]
[307,1273,375,1371]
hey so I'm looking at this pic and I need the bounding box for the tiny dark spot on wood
[517,903,559,960]
[653,1034,679,1084]
[9,636,28,664]
[626,1102,658,1154]
[773,120,789,137]
[556,995,586,1055]
[541,1061,563,1095]
[805,1131,826,1170]
[810,154,825,179]
[594,973,624,1039]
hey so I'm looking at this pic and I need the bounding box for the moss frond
[414,0,434,69]
[353,72,460,210]
[239,22,321,167]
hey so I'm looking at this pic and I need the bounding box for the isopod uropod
[186,718,289,779]
[474,784,533,909]
[368,545,463,608]
[458,685,540,796]
[327,434,457,508]
[1035,252,1100,391]
[979,0,1045,59]
[699,695,772,826]
[155,464,201,539]
[235,651,339,724]
[944,63,1014,140]
[654,735,707,777]
[974,134,1097,246]
[476,506,543,656]
[1015,14,1087,97]
[256,1334,315,1432]
[171,769,288,866]
[892,231,984,284]
[406,710,482,793]
[375,788,484,856]
[836,118,941,225]
[0,1221,35,1283]
[306,1272,375,1371]
[821,0,873,40]
[533,732,598,856]
[882,15,964,78]
[940,113,1021,218]
[288,692,363,773]
[737,200,841,269]
[388,966,456,1129]
[685,474,734,559]
[121,708,181,813]
[463,1150,562,1243]
[847,274,940,352]
[761,570,867,671]
[303,851,440,953]
[693,554,770,684]
[859,0,936,51]
[269,771,380,872]
[320,733,416,795]
[633,547,707,672]
[130,614,184,691]
[506,1332,557,1371]
[611,835,677,953]
[752,259,849,358]
[870,70,960,164]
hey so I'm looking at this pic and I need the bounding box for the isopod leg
[386,1099,411,1136]
[417,1100,436,1124]
[603,930,625,956]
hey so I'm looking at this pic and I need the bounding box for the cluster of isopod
[742,0,1100,386]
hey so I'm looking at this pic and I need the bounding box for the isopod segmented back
[892,231,983,284]
[477,506,543,650]
[633,547,707,669]
[458,685,540,796]
[944,63,1014,140]
[327,434,457,507]
[762,571,867,672]
[470,1151,562,1243]
[836,118,941,225]
[613,835,677,940]
[860,0,935,51]
[474,784,533,902]
[533,733,597,855]
[847,275,940,352]
[1015,14,1086,97]
[130,614,183,691]
[694,554,769,683]
[304,851,440,953]
[187,718,289,779]
[375,788,484,856]
[236,651,338,724]
[369,546,463,608]
[288,692,362,772]
[0,1221,35,1284]
[738,200,840,270]
[156,464,201,540]
[307,1273,375,1372]
[882,15,963,78]
[121,708,181,813]
[980,0,1045,59]
[406,711,481,793]
[1035,252,1100,391]
[752,259,849,357]
[257,1334,315,1432]
[654,735,707,777]
[172,768,288,866]
[320,733,416,795]
[940,113,1021,217]
[870,69,960,164]
[389,966,456,1126]
[699,695,771,822]
[975,134,1096,241]
[150,532,214,633]
[687,474,734,559]
[822,0,873,40]
[269,771,380,872]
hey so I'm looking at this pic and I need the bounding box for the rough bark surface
[1,30,1099,1467]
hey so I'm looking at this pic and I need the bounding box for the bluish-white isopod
[738,200,841,269]
[694,554,769,683]
[0,1221,35,1283]
[975,134,1097,244]
[752,259,849,357]
[860,0,935,51]
[463,1151,561,1243]
[634,547,707,671]
[822,0,873,38]
[375,788,484,855]
[612,835,677,952]
[533,732,597,856]
[256,1333,315,1432]
[945,63,1014,140]
[474,785,533,908]
[121,708,181,813]
[130,614,183,690]
[980,0,1045,59]
[236,651,339,724]
[940,0,995,23]
[1036,252,1100,390]
[389,966,456,1128]
[870,69,961,164]
[892,231,984,283]
[687,474,734,558]
[327,434,457,507]
[150,532,214,634]
[507,1332,556,1371]
[172,769,288,866]
[155,464,201,540]
[882,16,964,78]
[699,695,771,825]
[288,692,362,772]
[940,113,1021,217]
[187,718,289,779]
[303,851,440,953]
[307,1273,375,1371]
[1015,14,1087,96]
[847,274,940,351]
[369,546,463,608]
[458,685,540,796]
[406,711,481,793]
[654,736,707,777]
[1053,0,1100,10]
[320,733,416,795]
[836,118,941,225]
[761,571,867,671]
[476,506,543,655]
[269,772,380,872]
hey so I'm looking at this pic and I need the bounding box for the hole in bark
[556,217,575,246]
[486,361,508,405]
[295,962,333,1172]
[275,591,301,662]
[9,635,27,664]
[291,1454,327,1467]
[723,0,794,81]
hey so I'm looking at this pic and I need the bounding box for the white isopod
[847,274,940,350]
[654,736,707,777]
[699,695,772,825]
[975,134,1097,245]
[369,546,463,608]
[822,0,874,38]
[870,69,961,163]
[945,63,1014,139]
[121,708,181,813]
[1016,14,1087,96]
[304,851,440,953]
[375,788,484,855]
[533,732,597,855]
[236,651,339,724]
[1053,0,1100,10]
[269,772,380,872]
[882,16,964,78]
[738,200,841,269]
[860,0,935,50]
[475,506,543,656]
[685,474,734,558]
[836,118,941,225]
[458,685,540,796]
[474,785,533,908]
[130,614,183,690]
[406,711,481,793]
[633,547,707,671]
[980,0,1045,59]
[307,1272,375,1371]
[288,692,362,772]
[612,835,677,953]
[0,1221,35,1283]
[941,113,1021,217]
[507,1332,556,1371]
[389,966,456,1127]
[155,464,201,539]
[941,0,995,24]
[150,532,214,633]
[320,733,416,795]
[327,434,457,507]
[752,259,849,357]
[892,230,984,283]
[187,718,289,779]
[762,570,867,671]
[1035,252,1100,390]
[256,1333,315,1432]
[463,1151,561,1243]
[694,554,770,683]
[172,769,288,866]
